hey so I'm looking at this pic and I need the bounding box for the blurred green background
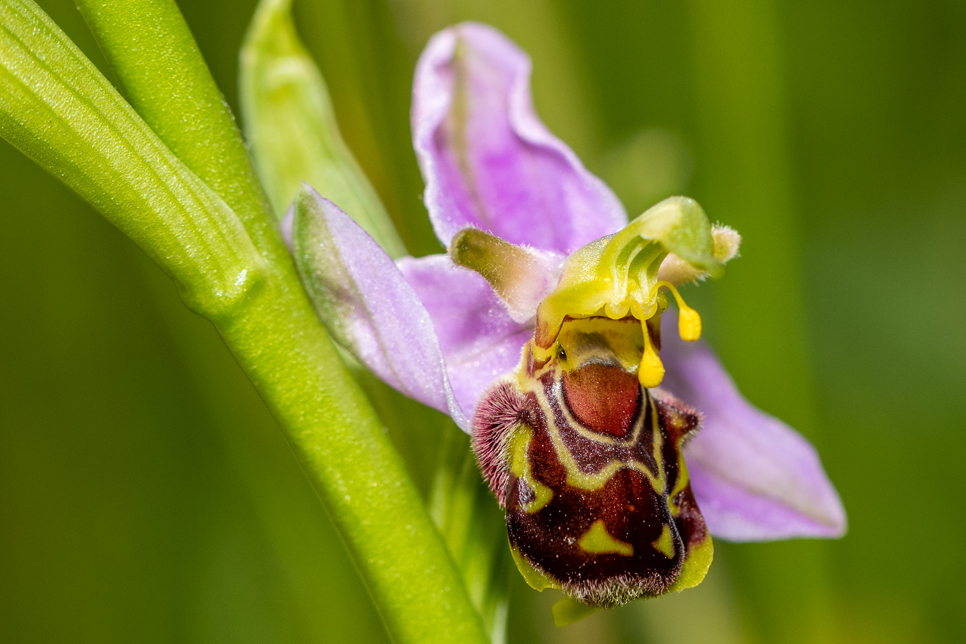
[2,0,964,642]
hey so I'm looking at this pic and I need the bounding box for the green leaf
[240,0,406,258]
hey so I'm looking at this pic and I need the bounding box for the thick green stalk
[218,280,488,644]
[0,2,488,642]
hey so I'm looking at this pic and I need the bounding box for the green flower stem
[0,3,488,642]
[241,6,513,638]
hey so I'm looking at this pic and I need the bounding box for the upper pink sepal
[412,22,627,254]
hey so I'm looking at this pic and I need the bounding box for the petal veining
[412,22,627,253]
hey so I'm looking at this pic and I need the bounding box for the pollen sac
[472,318,712,608]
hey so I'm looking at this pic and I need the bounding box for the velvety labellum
[473,317,712,607]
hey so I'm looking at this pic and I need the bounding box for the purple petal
[660,315,847,541]
[412,22,627,253]
[291,186,470,430]
[397,255,533,416]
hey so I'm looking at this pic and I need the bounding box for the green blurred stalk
[429,429,513,644]
[0,2,487,641]
[687,0,834,641]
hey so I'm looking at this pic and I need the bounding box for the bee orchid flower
[288,22,845,610]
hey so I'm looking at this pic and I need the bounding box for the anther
[652,281,702,342]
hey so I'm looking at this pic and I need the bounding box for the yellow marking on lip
[508,425,553,514]
[667,533,714,593]
[652,524,675,558]
[667,450,691,515]
[578,520,634,556]
[530,387,667,494]
[509,542,558,592]
[649,394,666,488]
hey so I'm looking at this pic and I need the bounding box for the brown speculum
[472,317,712,608]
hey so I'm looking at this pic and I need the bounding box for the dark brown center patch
[562,363,640,438]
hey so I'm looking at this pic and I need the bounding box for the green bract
[240,0,405,257]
